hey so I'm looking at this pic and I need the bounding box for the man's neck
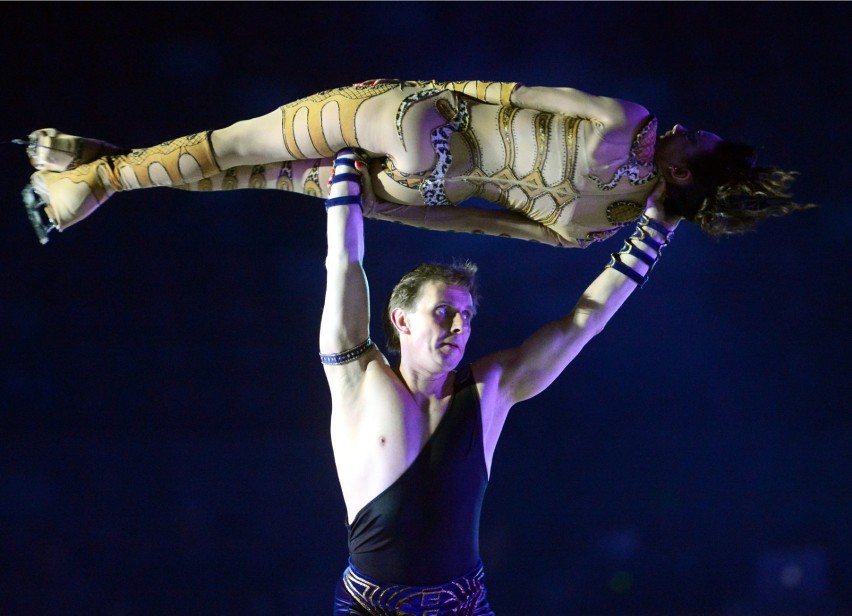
[395,363,455,400]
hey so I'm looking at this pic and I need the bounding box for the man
[321,150,679,615]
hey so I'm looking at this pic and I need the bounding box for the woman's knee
[211,109,287,168]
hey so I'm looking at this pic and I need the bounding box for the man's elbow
[325,250,362,271]
[569,306,608,340]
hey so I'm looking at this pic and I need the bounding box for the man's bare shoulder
[470,351,515,411]
[324,349,403,407]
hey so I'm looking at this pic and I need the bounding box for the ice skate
[26,128,128,172]
[21,131,220,243]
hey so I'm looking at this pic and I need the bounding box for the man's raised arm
[478,184,680,408]
[319,151,376,391]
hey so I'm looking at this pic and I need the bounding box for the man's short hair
[382,261,480,354]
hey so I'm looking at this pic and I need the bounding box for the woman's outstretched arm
[171,155,591,248]
[361,199,582,248]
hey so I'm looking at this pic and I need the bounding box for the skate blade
[22,184,56,245]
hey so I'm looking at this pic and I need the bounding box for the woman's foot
[27,128,127,172]
[21,131,220,243]
[24,160,117,243]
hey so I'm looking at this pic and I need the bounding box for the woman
[23,79,810,246]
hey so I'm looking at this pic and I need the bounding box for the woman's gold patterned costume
[216,79,658,248]
[25,79,659,248]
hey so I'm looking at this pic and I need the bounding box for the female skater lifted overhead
[22,79,811,246]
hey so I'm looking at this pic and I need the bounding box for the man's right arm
[319,153,376,395]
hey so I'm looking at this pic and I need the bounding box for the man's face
[401,280,474,372]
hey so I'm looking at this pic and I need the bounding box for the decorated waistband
[342,560,488,614]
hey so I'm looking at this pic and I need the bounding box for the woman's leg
[23,80,520,242]
[23,83,404,239]
[175,158,334,199]
[207,80,520,170]
[26,131,222,240]
[211,82,402,168]
[210,108,293,170]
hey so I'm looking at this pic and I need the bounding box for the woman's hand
[644,179,682,230]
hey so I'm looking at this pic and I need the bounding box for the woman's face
[656,124,722,170]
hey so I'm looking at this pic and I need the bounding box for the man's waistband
[341,560,488,614]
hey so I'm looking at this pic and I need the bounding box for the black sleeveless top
[346,366,488,585]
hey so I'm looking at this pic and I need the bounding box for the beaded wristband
[319,337,375,365]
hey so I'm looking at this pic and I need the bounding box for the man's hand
[354,158,380,215]
[327,149,367,203]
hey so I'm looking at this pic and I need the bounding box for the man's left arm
[478,186,680,409]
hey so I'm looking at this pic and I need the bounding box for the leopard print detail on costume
[395,89,446,150]
[420,97,471,206]
[588,117,658,190]
[381,95,472,205]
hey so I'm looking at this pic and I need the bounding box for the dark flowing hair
[663,141,816,237]
[382,261,480,354]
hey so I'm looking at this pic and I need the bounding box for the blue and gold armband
[319,337,375,366]
[605,215,675,288]
[325,149,365,209]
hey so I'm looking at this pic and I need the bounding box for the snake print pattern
[588,116,659,190]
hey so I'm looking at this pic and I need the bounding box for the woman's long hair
[663,142,816,237]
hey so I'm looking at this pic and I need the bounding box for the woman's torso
[369,87,659,246]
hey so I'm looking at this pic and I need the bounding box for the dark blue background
[1,3,849,615]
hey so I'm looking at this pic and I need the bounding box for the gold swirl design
[460,113,581,225]
[279,83,399,159]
